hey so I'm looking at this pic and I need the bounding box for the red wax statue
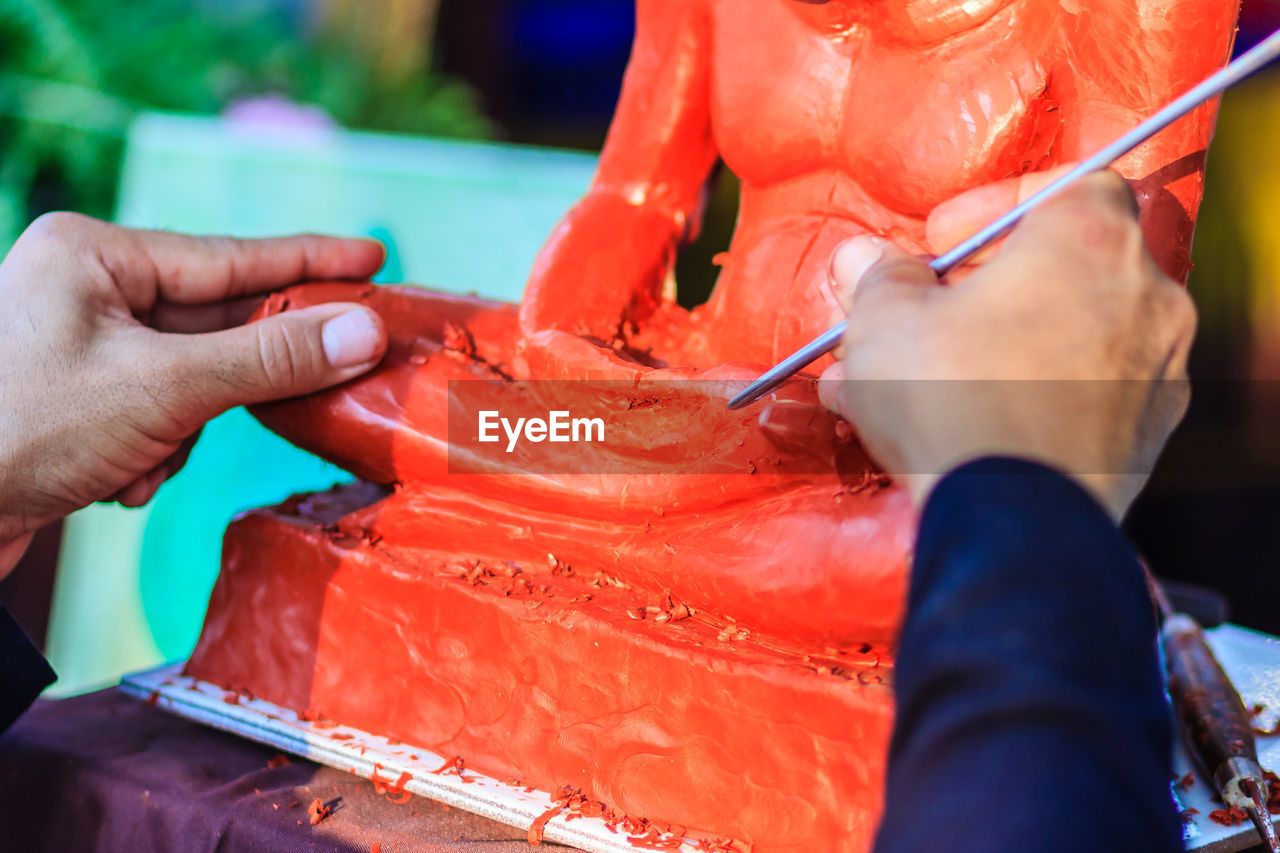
[246,0,1236,647]
[188,2,1239,849]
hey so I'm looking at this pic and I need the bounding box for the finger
[163,430,202,480]
[101,229,386,309]
[109,465,170,509]
[1002,171,1143,277]
[150,302,388,429]
[925,163,1078,260]
[151,296,266,334]
[104,431,200,509]
[1157,282,1198,382]
[817,362,846,414]
[840,241,940,315]
[828,236,892,313]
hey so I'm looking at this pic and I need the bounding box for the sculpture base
[185,482,895,852]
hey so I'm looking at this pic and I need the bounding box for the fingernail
[829,237,889,293]
[322,309,381,368]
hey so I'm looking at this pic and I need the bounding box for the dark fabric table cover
[0,689,574,852]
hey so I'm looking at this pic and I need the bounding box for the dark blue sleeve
[873,457,1180,853]
[0,605,56,734]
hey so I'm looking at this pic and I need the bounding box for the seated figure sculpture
[187,2,1238,850]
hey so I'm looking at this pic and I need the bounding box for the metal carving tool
[727,28,1280,410]
[1147,573,1280,852]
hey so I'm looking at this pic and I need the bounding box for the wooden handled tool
[1150,576,1280,851]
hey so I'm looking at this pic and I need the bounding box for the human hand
[818,172,1196,520]
[0,213,388,576]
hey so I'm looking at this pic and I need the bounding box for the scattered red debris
[329,733,354,741]
[371,764,391,795]
[312,719,340,730]
[370,764,414,803]
[409,754,419,761]
[527,803,563,845]
[524,785,706,849]
[1208,806,1248,826]
[429,756,468,779]
[145,691,160,707]
[267,754,291,769]
[441,320,476,356]
[386,772,413,804]
[272,804,280,810]
[222,692,241,706]
[308,797,332,826]
[1177,772,1195,790]
[692,839,751,852]
[371,844,381,853]
[289,800,299,808]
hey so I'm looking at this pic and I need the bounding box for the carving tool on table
[727,27,1280,410]
[1148,573,1280,852]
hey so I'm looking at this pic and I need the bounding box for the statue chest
[709,0,1064,216]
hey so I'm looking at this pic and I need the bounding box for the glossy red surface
[246,0,1236,646]
[186,485,895,852]
[193,1,1239,846]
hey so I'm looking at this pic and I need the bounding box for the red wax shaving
[1208,807,1247,826]
[145,691,160,707]
[527,803,564,845]
[1176,772,1195,790]
[386,772,413,804]
[329,733,354,741]
[307,797,332,826]
[222,692,240,706]
[371,763,391,795]
[267,753,291,769]
[371,844,381,853]
[441,320,475,356]
[370,764,413,803]
[429,756,467,781]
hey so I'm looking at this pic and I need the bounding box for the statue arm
[1057,0,1239,281]
[520,0,718,339]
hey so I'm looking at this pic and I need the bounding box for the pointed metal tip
[1243,778,1280,853]
[727,385,763,410]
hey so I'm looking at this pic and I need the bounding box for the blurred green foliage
[0,0,493,248]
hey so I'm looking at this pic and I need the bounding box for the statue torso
[697,0,1066,362]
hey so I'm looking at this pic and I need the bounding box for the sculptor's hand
[819,172,1195,520]
[0,213,388,576]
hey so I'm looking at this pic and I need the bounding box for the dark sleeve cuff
[0,605,56,734]
[875,457,1179,853]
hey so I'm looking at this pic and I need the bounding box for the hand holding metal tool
[727,28,1280,410]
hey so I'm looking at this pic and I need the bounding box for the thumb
[158,302,387,424]
[832,238,938,315]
